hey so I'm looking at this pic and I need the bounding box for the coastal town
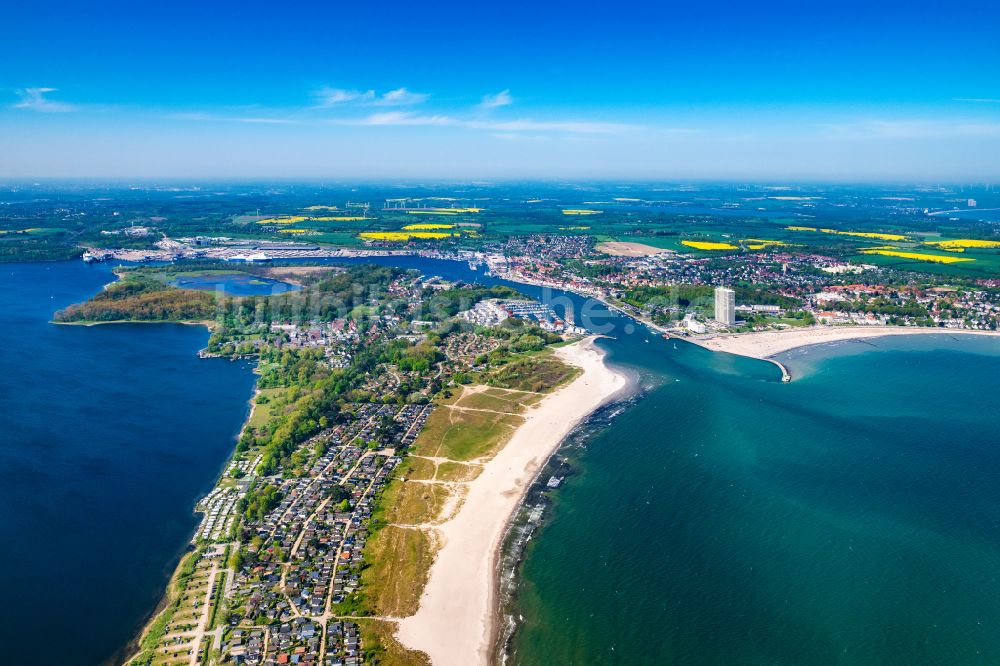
[479,235,1000,334]
[72,234,1000,342]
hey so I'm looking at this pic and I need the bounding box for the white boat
[225,252,272,263]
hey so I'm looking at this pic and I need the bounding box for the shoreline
[689,326,1000,379]
[111,540,198,666]
[395,337,631,665]
[118,351,258,666]
[52,318,215,329]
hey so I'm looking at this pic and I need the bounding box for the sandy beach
[394,337,629,665]
[695,325,1000,360]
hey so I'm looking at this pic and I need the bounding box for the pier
[766,357,792,382]
[670,333,792,383]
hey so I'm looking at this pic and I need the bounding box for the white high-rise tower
[714,287,736,325]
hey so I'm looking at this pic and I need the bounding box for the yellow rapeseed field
[925,239,1000,249]
[302,205,339,211]
[859,249,973,264]
[681,240,738,251]
[559,226,591,231]
[256,215,308,225]
[822,229,909,241]
[746,239,790,249]
[786,226,908,241]
[359,231,455,241]
[402,223,455,230]
[406,231,455,239]
[311,216,367,221]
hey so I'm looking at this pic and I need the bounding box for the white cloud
[333,112,631,135]
[13,87,76,112]
[491,132,547,142]
[346,111,455,126]
[168,112,298,125]
[168,104,631,135]
[311,86,428,108]
[820,118,1000,140]
[234,117,299,125]
[370,87,429,106]
[468,118,629,134]
[479,89,513,109]
[312,87,376,107]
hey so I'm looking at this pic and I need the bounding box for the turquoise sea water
[510,333,1000,665]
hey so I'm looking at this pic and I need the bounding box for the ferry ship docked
[224,252,272,263]
[82,251,110,263]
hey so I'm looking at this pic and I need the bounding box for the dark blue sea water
[0,262,256,665]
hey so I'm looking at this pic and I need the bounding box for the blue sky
[3,0,1000,180]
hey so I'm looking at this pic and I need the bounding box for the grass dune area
[361,526,437,617]
[356,620,432,666]
[412,404,523,461]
